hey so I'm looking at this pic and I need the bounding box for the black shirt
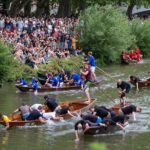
[95,107,109,119]
[103,115,125,125]
[122,105,136,115]
[117,81,131,93]
[82,114,97,123]
[27,110,42,120]
[45,98,58,111]
[56,106,69,115]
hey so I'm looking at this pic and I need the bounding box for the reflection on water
[0,60,150,150]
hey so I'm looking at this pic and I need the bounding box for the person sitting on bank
[119,105,142,121]
[129,75,141,91]
[13,103,30,121]
[0,113,10,130]
[117,79,131,105]
[26,106,47,123]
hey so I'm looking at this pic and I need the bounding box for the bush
[38,56,82,74]
[0,40,18,82]
[76,5,135,64]
[130,18,150,57]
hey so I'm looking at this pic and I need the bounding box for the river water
[0,60,150,150]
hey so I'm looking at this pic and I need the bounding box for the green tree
[76,5,135,64]
[130,18,150,57]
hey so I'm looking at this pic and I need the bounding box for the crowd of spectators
[0,15,82,69]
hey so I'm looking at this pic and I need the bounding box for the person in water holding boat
[44,96,76,118]
[117,79,131,105]
[74,119,105,141]
[119,105,142,121]
[13,103,30,121]
[129,75,141,91]
[0,113,10,130]
[90,106,114,120]
[80,63,92,104]
[26,106,47,123]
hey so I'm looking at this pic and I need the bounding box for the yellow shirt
[3,115,9,124]
[72,38,77,50]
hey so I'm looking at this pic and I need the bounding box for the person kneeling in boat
[16,78,28,87]
[13,103,30,121]
[117,79,131,105]
[129,75,141,91]
[0,113,10,130]
[26,106,47,123]
[119,105,142,121]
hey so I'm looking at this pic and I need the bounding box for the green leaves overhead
[76,5,135,64]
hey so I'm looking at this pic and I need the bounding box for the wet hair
[38,106,43,110]
[44,95,49,100]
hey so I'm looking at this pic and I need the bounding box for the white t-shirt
[42,112,56,119]
[30,104,42,111]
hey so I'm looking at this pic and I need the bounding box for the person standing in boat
[117,79,131,105]
[0,113,10,130]
[80,63,92,104]
[87,51,97,81]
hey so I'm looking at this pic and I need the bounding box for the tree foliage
[76,5,135,64]
[0,0,150,17]
[130,18,150,57]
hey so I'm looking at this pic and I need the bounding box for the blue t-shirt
[33,82,38,90]
[52,76,60,86]
[72,73,80,82]
[20,79,28,86]
[88,56,96,67]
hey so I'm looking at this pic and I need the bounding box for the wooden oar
[96,66,116,82]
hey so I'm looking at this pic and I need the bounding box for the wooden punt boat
[0,99,96,128]
[84,125,121,135]
[130,79,150,88]
[16,81,101,93]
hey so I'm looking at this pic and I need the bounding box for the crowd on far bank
[0,15,82,69]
